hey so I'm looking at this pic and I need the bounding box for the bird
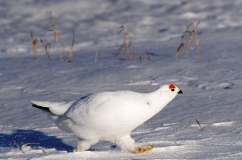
[31,84,183,154]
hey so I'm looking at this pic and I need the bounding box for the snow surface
[0,0,242,159]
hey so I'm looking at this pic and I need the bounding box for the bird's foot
[73,146,83,152]
[73,147,78,152]
[74,138,94,152]
[132,145,154,154]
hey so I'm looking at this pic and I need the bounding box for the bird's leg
[74,138,91,152]
[116,135,153,154]
[74,138,99,152]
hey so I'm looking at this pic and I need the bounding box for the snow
[0,0,242,159]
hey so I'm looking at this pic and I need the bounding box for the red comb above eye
[169,84,176,89]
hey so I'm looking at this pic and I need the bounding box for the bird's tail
[31,100,74,133]
[31,100,73,116]
[32,101,51,113]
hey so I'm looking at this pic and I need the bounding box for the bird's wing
[64,91,148,125]
[31,100,75,116]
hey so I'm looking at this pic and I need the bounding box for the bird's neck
[147,90,173,115]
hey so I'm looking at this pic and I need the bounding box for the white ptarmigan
[31,84,182,154]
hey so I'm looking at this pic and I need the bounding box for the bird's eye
[171,89,175,92]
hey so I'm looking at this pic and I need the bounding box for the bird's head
[158,84,183,99]
[168,84,183,94]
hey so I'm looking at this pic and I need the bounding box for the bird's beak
[178,90,183,94]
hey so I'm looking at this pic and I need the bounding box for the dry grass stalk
[40,39,51,60]
[132,52,136,59]
[175,43,184,58]
[175,21,201,59]
[193,22,201,59]
[196,119,204,131]
[30,30,38,60]
[146,51,151,61]
[12,137,39,152]
[124,32,130,60]
[116,26,131,60]
[132,52,151,62]
[50,12,62,61]
[140,52,151,62]
[115,26,150,62]
[222,45,228,58]
[95,46,98,63]
[61,46,67,61]
[68,30,75,62]
[12,137,20,150]
[21,143,39,149]
[185,31,193,58]
[175,33,185,58]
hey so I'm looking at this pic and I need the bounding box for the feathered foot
[73,138,98,152]
[74,147,78,152]
[132,145,154,154]
[74,146,84,152]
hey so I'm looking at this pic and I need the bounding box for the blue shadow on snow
[0,129,73,152]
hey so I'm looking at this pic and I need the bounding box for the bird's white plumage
[31,84,182,153]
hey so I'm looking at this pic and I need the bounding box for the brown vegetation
[116,26,151,62]
[30,12,75,62]
[175,21,201,59]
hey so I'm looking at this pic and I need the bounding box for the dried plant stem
[196,119,204,131]
[175,21,201,59]
[135,51,151,62]
[124,32,130,60]
[40,39,51,60]
[21,143,39,148]
[12,137,20,150]
[50,12,62,61]
[131,52,136,59]
[12,136,40,152]
[175,43,184,58]
[68,30,75,62]
[175,34,185,58]
[30,30,38,60]
[146,51,151,61]
[116,26,124,57]
[185,31,193,58]
[116,26,131,60]
[222,45,228,58]
[61,46,67,61]
[95,46,98,63]
[115,26,150,62]
[193,22,201,59]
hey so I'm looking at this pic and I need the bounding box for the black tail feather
[32,103,50,113]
